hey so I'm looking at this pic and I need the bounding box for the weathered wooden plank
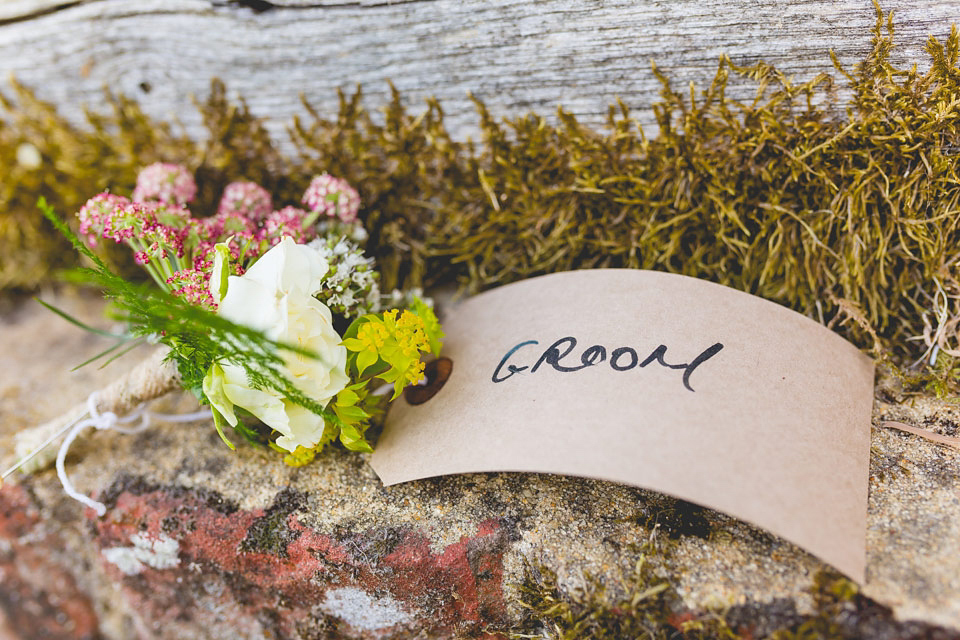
[0,1,75,24]
[0,0,955,144]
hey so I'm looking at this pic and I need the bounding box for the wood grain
[0,1,955,143]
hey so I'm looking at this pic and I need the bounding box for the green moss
[763,570,949,640]
[291,85,472,292]
[2,4,960,390]
[0,78,283,287]
[510,537,737,640]
[0,80,182,286]
[238,487,307,557]
[767,572,858,640]
[510,546,952,640]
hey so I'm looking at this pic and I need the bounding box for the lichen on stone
[102,532,181,576]
[318,587,412,632]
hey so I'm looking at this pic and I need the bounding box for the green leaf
[209,242,232,305]
[338,422,362,443]
[70,339,129,371]
[336,388,359,406]
[39,198,109,269]
[335,404,369,421]
[210,407,236,451]
[35,298,128,339]
[301,209,322,230]
[377,367,403,384]
[338,424,373,453]
[342,438,374,454]
[96,339,146,370]
[357,348,378,376]
[202,363,239,428]
[341,338,366,352]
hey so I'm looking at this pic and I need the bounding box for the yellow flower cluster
[388,310,428,386]
[395,310,429,357]
[356,317,390,352]
[342,304,442,400]
[283,445,318,467]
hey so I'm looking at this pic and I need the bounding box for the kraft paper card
[371,270,875,581]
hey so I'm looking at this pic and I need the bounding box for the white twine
[55,392,211,517]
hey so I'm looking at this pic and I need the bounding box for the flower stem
[127,239,170,291]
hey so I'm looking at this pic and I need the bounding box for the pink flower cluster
[166,268,217,309]
[78,192,129,246]
[302,174,360,223]
[80,193,190,259]
[201,209,256,240]
[132,163,197,206]
[262,206,313,246]
[218,181,273,220]
[76,166,363,311]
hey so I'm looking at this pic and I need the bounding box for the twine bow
[3,391,211,516]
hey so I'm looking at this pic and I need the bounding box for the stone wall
[1,291,958,638]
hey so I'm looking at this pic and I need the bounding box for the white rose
[203,236,349,452]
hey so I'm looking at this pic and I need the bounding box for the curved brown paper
[371,270,874,581]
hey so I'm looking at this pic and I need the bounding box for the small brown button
[405,357,453,405]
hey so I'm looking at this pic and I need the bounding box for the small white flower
[307,235,380,318]
[15,143,42,170]
[349,225,369,243]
